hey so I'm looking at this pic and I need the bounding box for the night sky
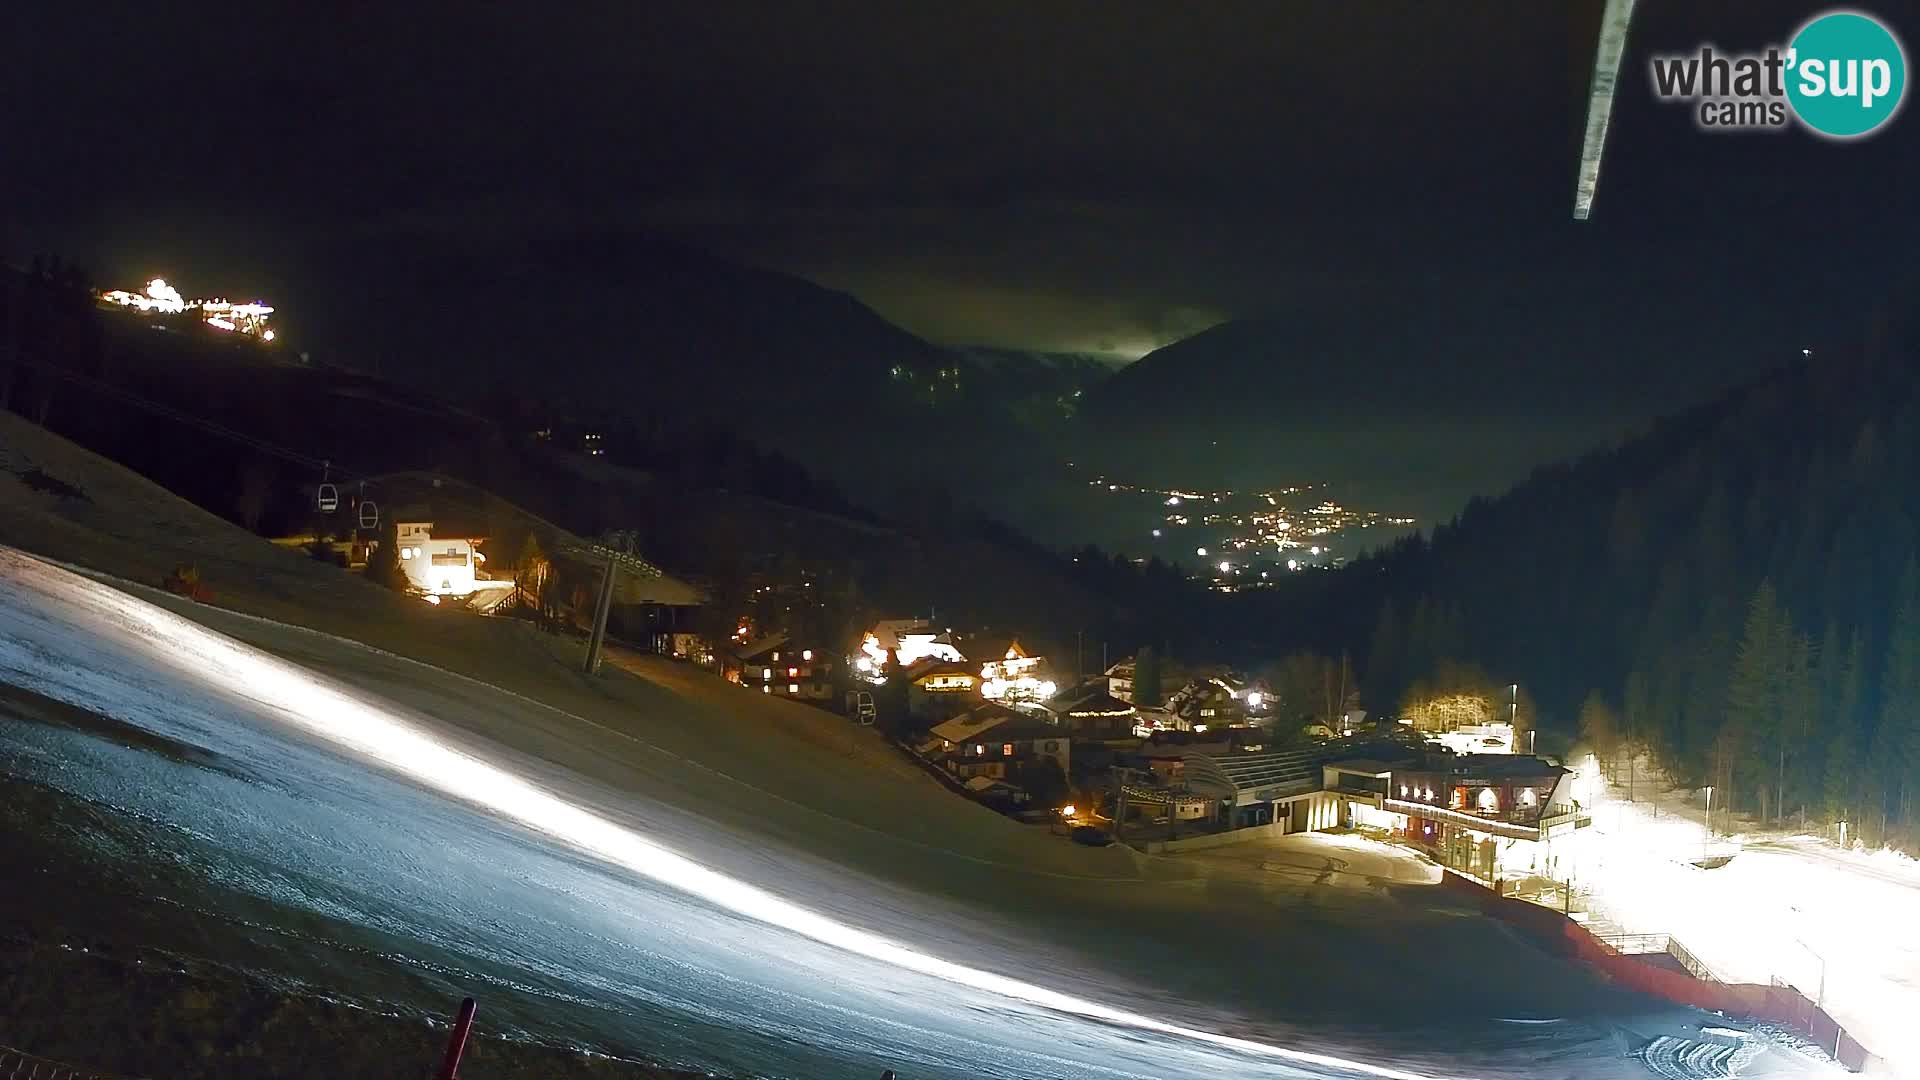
[6,2,1915,439]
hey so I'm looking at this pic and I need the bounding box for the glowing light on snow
[47,564,1455,1080]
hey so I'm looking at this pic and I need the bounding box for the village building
[1043,684,1138,738]
[731,634,837,703]
[903,658,981,720]
[976,639,1057,704]
[923,704,1072,781]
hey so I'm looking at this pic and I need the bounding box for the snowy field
[1571,762,1920,1078]
[0,546,1834,1079]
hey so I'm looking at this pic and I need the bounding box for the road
[0,548,1783,1079]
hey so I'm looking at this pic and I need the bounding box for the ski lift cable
[371,468,667,580]
[16,357,374,481]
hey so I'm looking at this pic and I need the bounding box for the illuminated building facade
[853,619,965,685]
[904,658,980,721]
[978,640,1056,703]
[394,520,485,598]
[97,278,277,340]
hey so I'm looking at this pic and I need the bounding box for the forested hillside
[1329,324,1920,849]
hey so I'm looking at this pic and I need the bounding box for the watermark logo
[1649,9,1906,138]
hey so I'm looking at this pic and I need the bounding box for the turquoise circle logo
[1786,11,1907,138]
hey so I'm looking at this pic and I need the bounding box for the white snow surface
[1570,761,1920,1078]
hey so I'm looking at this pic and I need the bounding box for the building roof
[904,658,978,684]
[1060,691,1136,718]
[1182,747,1324,799]
[930,703,1021,744]
[1324,758,1399,776]
[969,637,1034,663]
[963,775,1022,795]
[1447,754,1570,779]
[735,633,791,663]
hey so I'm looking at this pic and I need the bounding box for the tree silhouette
[365,520,407,592]
[1133,646,1162,706]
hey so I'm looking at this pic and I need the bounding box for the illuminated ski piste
[1574,769,1920,1077]
[0,549,1455,1080]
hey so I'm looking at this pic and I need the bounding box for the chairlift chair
[317,462,339,513]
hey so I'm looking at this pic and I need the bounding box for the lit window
[761,685,770,694]
[802,649,813,661]
[974,744,985,755]
[1400,784,1409,797]
[772,652,780,662]
[788,667,798,677]
[1002,743,1014,757]
[763,668,772,680]
[1477,788,1500,812]
[788,683,799,694]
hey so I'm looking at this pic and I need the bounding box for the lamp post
[1793,937,1827,1007]
[1702,785,1715,860]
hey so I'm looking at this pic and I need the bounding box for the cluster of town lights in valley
[98,278,276,341]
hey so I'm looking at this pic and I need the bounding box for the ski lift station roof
[1180,747,1323,803]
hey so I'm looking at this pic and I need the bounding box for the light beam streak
[1575,0,1640,220]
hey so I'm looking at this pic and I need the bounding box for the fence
[0,1045,132,1080]
[1437,869,1876,1071]
[1592,932,1721,983]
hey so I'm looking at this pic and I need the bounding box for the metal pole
[436,997,477,1080]
[584,551,617,675]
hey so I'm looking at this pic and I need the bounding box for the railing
[1664,936,1721,983]
[0,1045,128,1079]
[1382,799,1542,841]
[1597,932,1671,955]
[1593,932,1722,983]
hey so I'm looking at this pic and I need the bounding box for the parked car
[1070,825,1114,847]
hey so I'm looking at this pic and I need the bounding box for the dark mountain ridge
[1283,304,1920,846]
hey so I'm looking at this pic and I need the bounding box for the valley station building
[1163,738,1593,883]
